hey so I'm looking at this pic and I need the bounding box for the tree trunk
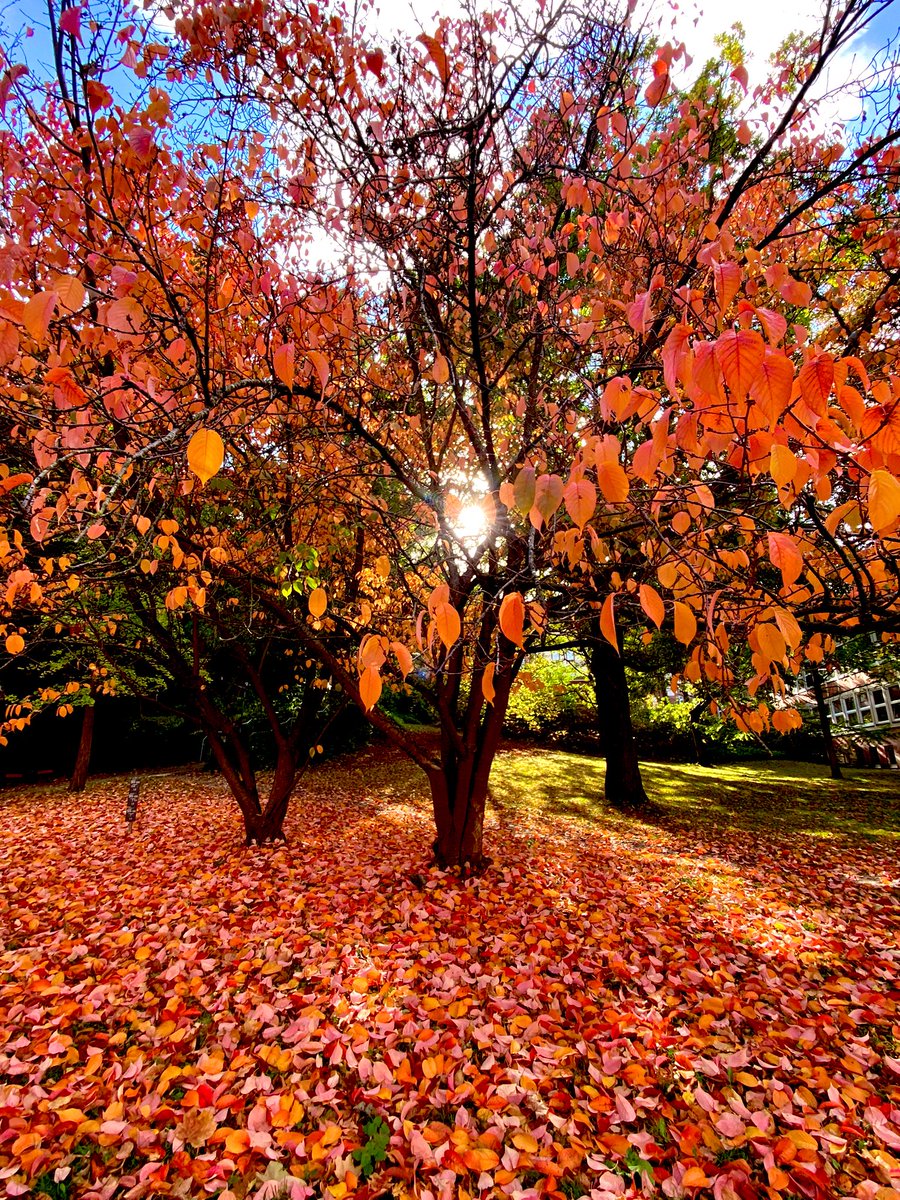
[428,668,511,873]
[428,750,492,872]
[810,664,843,780]
[69,704,95,793]
[243,743,297,845]
[588,638,650,811]
[689,700,712,767]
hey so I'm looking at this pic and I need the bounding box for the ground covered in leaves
[1,748,898,1200]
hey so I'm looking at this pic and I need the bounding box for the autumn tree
[3,0,900,868]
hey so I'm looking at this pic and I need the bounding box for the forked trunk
[588,638,650,811]
[69,704,95,793]
[428,670,511,873]
[428,752,492,872]
[243,745,297,844]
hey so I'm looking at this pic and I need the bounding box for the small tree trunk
[588,639,650,811]
[69,704,95,793]
[810,664,843,780]
[689,700,712,767]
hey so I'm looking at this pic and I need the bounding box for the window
[857,691,873,724]
[829,699,843,723]
[872,687,890,724]
[890,685,900,722]
[842,694,859,722]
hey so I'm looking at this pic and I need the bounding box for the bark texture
[588,637,650,811]
[68,704,95,793]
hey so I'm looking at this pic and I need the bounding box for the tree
[2,0,899,869]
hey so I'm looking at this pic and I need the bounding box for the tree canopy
[1,0,899,865]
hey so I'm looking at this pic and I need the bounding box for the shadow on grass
[488,747,900,840]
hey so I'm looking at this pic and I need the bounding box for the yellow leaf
[599,594,618,652]
[756,622,787,663]
[673,601,697,646]
[869,469,900,533]
[309,587,327,618]
[5,633,24,655]
[769,443,797,488]
[187,428,225,485]
[499,592,525,647]
[513,465,536,514]
[359,665,382,711]
[375,555,391,578]
[512,1132,539,1153]
[639,584,665,629]
[273,342,295,388]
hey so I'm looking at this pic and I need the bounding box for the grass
[488,748,900,839]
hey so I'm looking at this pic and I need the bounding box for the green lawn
[489,749,900,840]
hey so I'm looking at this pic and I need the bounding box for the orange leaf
[798,353,834,414]
[599,594,618,652]
[273,342,295,389]
[682,1167,711,1189]
[308,587,327,618]
[308,349,330,390]
[750,350,794,421]
[23,290,58,343]
[532,473,564,527]
[418,33,450,85]
[187,428,225,485]
[462,1146,500,1171]
[433,601,461,649]
[224,1128,250,1156]
[868,469,900,533]
[53,273,87,312]
[673,601,697,646]
[481,661,496,704]
[768,531,803,587]
[499,592,525,647]
[596,460,630,503]
[5,633,24,655]
[639,584,665,629]
[359,665,382,711]
[756,622,787,663]
[713,260,741,313]
[715,329,765,399]
[431,353,450,384]
[564,478,596,528]
[780,276,812,306]
[0,320,19,366]
[772,709,801,734]
[391,641,413,679]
